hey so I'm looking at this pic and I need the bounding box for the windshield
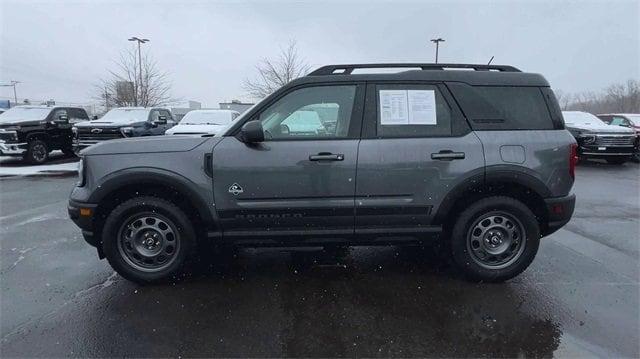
[0,107,52,123]
[96,108,149,123]
[180,111,235,125]
[562,112,606,126]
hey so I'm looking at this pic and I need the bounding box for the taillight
[569,143,578,179]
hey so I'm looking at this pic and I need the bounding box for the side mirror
[239,121,264,143]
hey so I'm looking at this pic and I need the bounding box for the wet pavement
[1,161,638,357]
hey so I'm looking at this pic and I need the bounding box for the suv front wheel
[450,196,540,282]
[102,196,195,284]
[25,139,49,164]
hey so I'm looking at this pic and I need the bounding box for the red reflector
[552,204,563,215]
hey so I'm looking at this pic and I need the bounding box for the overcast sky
[1,0,638,107]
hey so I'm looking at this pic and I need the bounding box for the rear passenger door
[355,83,484,235]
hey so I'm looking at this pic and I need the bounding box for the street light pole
[430,38,445,63]
[0,80,20,105]
[128,37,149,106]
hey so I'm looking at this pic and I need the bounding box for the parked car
[597,113,640,161]
[164,109,239,136]
[562,111,637,164]
[0,105,89,163]
[73,107,175,151]
[69,63,576,284]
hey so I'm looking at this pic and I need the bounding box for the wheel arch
[25,131,50,142]
[89,168,214,236]
[434,166,551,233]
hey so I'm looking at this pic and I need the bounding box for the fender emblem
[91,128,103,134]
[228,183,243,196]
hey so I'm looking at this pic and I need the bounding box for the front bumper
[0,141,27,156]
[544,193,576,236]
[68,199,99,247]
[578,145,635,157]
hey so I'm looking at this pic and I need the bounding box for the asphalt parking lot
[1,161,638,357]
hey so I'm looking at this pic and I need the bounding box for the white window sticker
[379,90,409,125]
[379,89,437,125]
[408,90,437,125]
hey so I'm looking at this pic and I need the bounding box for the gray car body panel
[71,137,222,224]
[475,130,575,197]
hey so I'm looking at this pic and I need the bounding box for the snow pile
[0,160,78,177]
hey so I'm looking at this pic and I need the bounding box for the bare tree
[95,47,173,108]
[563,79,640,114]
[553,89,571,110]
[243,40,311,99]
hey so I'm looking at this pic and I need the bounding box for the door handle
[309,152,344,161]
[431,150,465,161]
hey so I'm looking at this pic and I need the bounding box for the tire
[605,157,627,165]
[102,196,195,284]
[24,140,48,164]
[450,196,540,282]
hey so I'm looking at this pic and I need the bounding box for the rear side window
[375,84,452,138]
[448,83,556,130]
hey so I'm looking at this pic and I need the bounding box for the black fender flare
[25,131,50,142]
[88,167,213,226]
[433,164,551,224]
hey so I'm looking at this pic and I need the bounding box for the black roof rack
[307,63,521,76]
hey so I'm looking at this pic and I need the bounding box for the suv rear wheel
[25,139,48,164]
[102,196,195,284]
[450,196,540,282]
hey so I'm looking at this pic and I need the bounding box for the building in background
[219,100,254,114]
[170,100,202,121]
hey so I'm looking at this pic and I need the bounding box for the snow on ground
[0,151,79,177]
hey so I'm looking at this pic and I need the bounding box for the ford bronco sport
[68,63,576,284]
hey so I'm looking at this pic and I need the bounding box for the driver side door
[211,83,365,241]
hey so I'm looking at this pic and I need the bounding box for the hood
[75,120,145,128]
[566,123,634,134]
[165,123,226,135]
[0,119,43,127]
[81,135,216,156]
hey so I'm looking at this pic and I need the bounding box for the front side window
[610,116,630,126]
[375,84,452,138]
[53,109,67,119]
[258,85,356,140]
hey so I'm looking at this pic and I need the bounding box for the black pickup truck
[0,105,89,164]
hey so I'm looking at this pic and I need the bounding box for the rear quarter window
[447,83,557,130]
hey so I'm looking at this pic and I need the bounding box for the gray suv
[68,63,577,284]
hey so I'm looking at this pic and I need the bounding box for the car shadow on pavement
[66,245,562,358]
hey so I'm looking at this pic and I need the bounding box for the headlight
[120,127,134,137]
[578,133,596,144]
[0,129,19,141]
[77,157,85,186]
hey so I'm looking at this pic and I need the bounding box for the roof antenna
[487,56,494,65]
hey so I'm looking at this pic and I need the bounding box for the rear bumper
[68,199,99,247]
[544,193,576,236]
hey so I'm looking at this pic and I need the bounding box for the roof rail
[307,63,521,76]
